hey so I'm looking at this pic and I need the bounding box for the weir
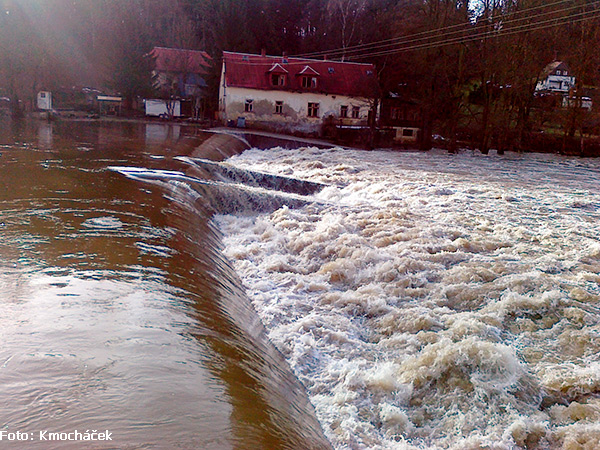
[109,127,334,447]
[0,121,334,450]
[177,156,327,196]
[110,166,316,214]
[151,180,333,450]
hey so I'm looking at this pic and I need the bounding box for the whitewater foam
[216,147,600,449]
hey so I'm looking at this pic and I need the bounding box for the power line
[219,52,376,67]
[293,0,576,58]
[322,0,598,60]
[292,0,596,59]
[344,7,600,60]
[221,4,599,67]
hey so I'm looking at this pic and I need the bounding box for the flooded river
[217,147,600,449]
[3,120,600,450]
[0,120,329,450]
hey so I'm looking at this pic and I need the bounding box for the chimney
[261,48,266,57]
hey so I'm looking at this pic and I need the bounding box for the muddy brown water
[0,120,330,450]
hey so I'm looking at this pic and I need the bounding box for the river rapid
[216,146,600,449]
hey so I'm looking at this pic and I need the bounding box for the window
[351,106,360,119]
[308,102,319,118]
[271,74,285,86]
[275,101,283,114]
[302,76,318,89]
[40,92,46,98]
[391,107,401,120]
[245,99,253,112]
[340,105,348,118]
[402,128,414,137]
[328,67,335,74]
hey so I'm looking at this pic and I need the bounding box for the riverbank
[9,112,600,156]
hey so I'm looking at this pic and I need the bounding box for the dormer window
[271,74,286,86]
[298,65,320,89]
[556,70,562,75]
[302,76,318,89]
[268,63,288,87]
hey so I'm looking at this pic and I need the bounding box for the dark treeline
[1,0,599,151]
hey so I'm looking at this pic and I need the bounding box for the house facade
[219,51,378,135]
[535,61,575,94]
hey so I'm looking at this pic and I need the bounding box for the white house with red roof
[218,51,378,135]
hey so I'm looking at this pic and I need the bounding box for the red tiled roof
[223,51,378,98]
[150,47,212,74]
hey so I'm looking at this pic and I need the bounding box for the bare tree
[326,0,369,60]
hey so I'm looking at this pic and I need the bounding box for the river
[217,146,600,449]
[2,120,600,450]
[0,120,330,450]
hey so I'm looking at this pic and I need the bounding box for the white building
[37,91,52,110]
[218,51,379,135]
[535,61,575,94]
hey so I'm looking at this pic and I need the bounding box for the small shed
[97,96,123,115]
[37,91,52,110]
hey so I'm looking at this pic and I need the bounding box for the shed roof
[150,47,212,74]
[222,51,378,98]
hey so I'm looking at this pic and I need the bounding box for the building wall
[219,67,373,135]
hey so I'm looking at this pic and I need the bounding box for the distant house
[218,51,378,135]
[534,61,593,111]
[147,47,212,118]
[379,93,423,145]
[535,61,576,94]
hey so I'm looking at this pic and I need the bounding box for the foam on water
[216,147,600,449]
